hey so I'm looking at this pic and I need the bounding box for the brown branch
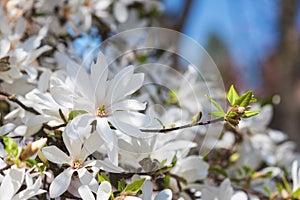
[0,90,40,115]
[140,117,224,133]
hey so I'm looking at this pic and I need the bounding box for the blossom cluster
[0,1,299,200]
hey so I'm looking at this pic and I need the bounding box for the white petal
[93,160,124,173]
[96,118,115,144]
[78,168,98,192]
[49,168,74,198]
[96,181,111,200]
[91,52,108,104]
[67,62,93,100]
[232,191,248,200]
[292,160,300,192]
[105,65,133,103]
[80,132,103,160]
[154,189,173,200]
[110,117,146,138]
[219,179,233,200]
[62,130,83,158]
[0,167,25,200]
[109,100,146,112]
[114,2,128,23]
[0,123,15,136]
[141,180,152,200]
[120,73,144,99]
[79,185,95,200]
[0,38,10,58]
[38,70,51,92]
[42,146,69,165]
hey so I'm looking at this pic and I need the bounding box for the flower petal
[96,181,111,200]
[109,100,146,112]
[0,123,15,136]
[154,189,173,200]
[0,166,25,200]
[79,185,95,200]
[49,168,74,198]
[42,146,69,165]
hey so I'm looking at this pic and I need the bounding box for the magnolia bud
[19,138,47,161]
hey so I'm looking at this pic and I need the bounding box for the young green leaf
[226,85,239,106]
[68,110,88,121]
[208,111,226,118]
[3,136,18,157]
[234,90,253,107]
[118,179,126,192]
[205,94,225,113]
[293,187,300,198]
[98,173,110,183]
[123,178,146,194]
[243,110,260,118]
[262,185,271,197]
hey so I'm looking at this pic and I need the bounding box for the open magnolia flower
[42,122,123,198]
[50,52,147,164]
[0,166,46,200]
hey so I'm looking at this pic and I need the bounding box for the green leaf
[293,187,300,198]
[123,178,146,194]
[98,173,110,183]
[226,111,238,118]
[24,159,37,167]
[118,179,126,192]
[282,176,291,194]
[209,166,228,177]
[3,136,18,157]
[243,110,260,118]
[164,174,171,188]
[205,94,225,113]
[234,90,253,107]
[208,111,226,118]
[68,110,88,121]
[171,154,177,166]
[262,185,271,197]
[276,182,284,195]
[226,85,239,106]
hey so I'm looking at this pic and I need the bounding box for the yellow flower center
[97,105,107,117]
[71,159,82,169]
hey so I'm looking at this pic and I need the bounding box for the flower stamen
[97,105,107,117]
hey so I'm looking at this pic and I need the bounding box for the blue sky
[164,0,281,87]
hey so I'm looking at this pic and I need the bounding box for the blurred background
[159,0,300,149]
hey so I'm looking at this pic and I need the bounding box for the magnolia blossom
[42,122,123,198]
[52,52,147,165]
[0,166,46,200]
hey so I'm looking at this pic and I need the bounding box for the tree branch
[140,117,224,133]
[0,90,40,115]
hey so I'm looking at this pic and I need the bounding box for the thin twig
[0,90,40,115]
[140,117,224,133]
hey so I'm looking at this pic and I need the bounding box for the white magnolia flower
[42,122,123,198]
[0,25,51,85]
[0,166,46,200]
[53,52,147,164]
